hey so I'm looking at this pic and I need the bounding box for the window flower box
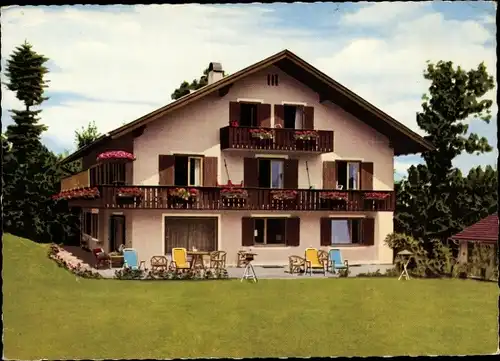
[115,187,143,205]
[319,191,348,201]
[364,192,391,200]
[270,190,298,209]
[293,130,319,140]
[249,128,274,140]
[96,150,135,163]
[168,187,199,208]
[230,120,239,127]
[220,188,248,199]
[52,187,100,201]
[270,190,298,200]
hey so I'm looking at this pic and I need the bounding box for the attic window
[267,74,279,86]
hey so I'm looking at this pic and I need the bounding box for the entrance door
[109,215,126,252]
[164,217,217,255]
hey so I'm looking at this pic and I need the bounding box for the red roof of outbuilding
[450,214,498,243]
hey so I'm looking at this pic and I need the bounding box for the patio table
[187,251,210,269]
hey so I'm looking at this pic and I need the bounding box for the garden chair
[210,251,227,270]
[288,255,306,274]
[305,248,327,276]
[328,249,349,275]
[170,248,191,272]
[122,248,146,270]
[150,255,168,273]
[92,247,111,269]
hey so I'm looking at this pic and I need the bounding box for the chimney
[207,62,224,85]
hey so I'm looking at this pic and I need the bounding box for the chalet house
[58,50,433,267]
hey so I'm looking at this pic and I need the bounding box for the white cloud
[1,3,497,174]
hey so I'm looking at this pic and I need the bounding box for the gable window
[174,155,203,186]
[331,219,362,245]
[283,104,305,129]
[337,161,360,190]
[258,158,284,188]
[240,103,258,127]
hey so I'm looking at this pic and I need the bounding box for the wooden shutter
[360,162,374,190]
[322,161,337,189]
[158,155,175,186]
[303,106,314,129]
[274,104,284,128]
[241,217,255,246]
[283,159,299,189]
[257,103,271,128]
[243,157,259,187]
[203,157,218,187]
[286,217,300,246]
[362,218,375,246]
[320,217,331,246]
[229,101,241,124]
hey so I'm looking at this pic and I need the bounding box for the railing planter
[220,185,248,209]
[270,189,298,210]
[168,188,199,209]
[115,187,143,205]
[97,150,136,164]
[52,187,100,201]
[319,191,348,210]
[364,192,391,211]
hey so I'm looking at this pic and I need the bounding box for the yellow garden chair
[170,248,191,272]
[305,248,327,276]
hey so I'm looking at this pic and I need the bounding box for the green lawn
[3,234,498,359]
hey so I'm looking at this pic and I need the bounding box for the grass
[3,233,498,359]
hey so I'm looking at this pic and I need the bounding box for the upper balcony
[220,126,334,153]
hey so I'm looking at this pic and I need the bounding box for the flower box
[52,187,100,201]
[230,121,239,127]
[270,190,298,200]
[319,191,348,201]
[96,150,135,163]
[169,187,199,200]
[364,192,391,200]
[293,130,319,140]
[220,188,248,199]
[249,128,274,140]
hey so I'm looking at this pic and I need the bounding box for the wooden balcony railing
[69,186,395,212]
[220,126,334,153]
[60,169,91,191]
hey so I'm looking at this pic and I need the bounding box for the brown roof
[61,49,434,164]
[450,214,499,243]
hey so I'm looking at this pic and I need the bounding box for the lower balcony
[64,186,395,212]
[220,126,334,153]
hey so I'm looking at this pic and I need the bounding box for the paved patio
[93,264,395,279]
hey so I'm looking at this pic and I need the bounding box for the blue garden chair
[328,249,349,274]
[123,248,146,270]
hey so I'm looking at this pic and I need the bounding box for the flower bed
[293,130,319,140]
[364,192,391,200]
[249,128,274,139]
[114,267,229,280]
[52,187,100,201]
[96,150,135,163]
[319,191,348,200]
[48,244,102,279]
[270,190,298,200]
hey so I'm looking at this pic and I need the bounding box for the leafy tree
[395,60,496,246]
[171,67,228,100]
[75,120,101,149]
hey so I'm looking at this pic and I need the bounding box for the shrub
[356,268,398,278]
[142,268,229,281]
[337,268,350,277]
[114,267,147,280]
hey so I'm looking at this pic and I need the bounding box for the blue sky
[1,3,497,179]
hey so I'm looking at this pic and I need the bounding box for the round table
[187,251,210,269]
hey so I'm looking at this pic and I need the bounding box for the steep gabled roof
[450,214,499,243]
[62,49,434,164]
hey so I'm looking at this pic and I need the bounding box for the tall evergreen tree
[395,60,495,246]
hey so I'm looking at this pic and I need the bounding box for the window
[90,163,126,186]
[337,161,360,190]
[239,103,258,127]
[254,218,287,245]
[174,156,203,186]
[331,219,362,244]
[258,158,283,188]
[283,104,305,129]
[83,212,98,239]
